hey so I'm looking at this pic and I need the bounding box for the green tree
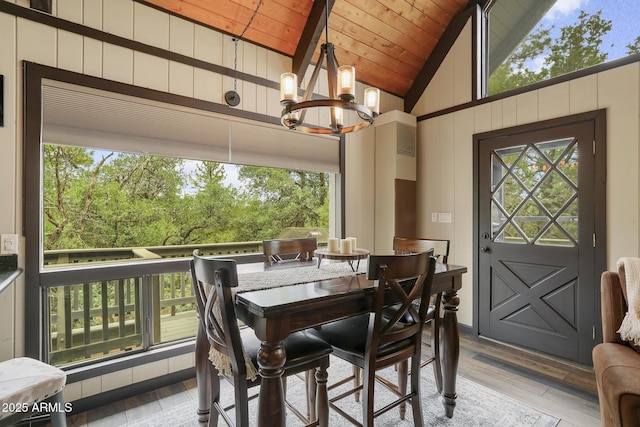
[44,146,331,252]
[233,166,329,240]
[93,154,186,247]
[627,36,640,54]
[181,161,239,244]
[43,146,113,249]
[489,10,612,95]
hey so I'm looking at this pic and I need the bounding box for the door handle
[480,246,490,253]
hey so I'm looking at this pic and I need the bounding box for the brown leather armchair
[593,270,640,426]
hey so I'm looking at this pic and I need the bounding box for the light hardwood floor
[56,329,601,426]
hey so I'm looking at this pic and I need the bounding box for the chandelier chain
[233,0,265,92]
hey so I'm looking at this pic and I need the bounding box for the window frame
[481,0,640,99]
[23,62,345,369]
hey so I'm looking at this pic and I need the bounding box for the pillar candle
[340,238,352,254]
[348,237,357,251]
[328,238,339,252]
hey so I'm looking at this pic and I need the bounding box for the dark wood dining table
[194,261,466,426]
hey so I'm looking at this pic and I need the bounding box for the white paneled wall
[412,20,473,116]
[415,60,640,326]
[0,9,18,363]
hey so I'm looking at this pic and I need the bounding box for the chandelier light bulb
[364,87,380,115]
[338,66,355,100]
[280,72,298,103]
[333,107,343,127]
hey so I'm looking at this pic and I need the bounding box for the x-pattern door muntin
[490,137,579,247]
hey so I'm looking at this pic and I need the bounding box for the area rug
[123,356,558,427]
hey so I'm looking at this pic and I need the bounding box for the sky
[541,0,639,60]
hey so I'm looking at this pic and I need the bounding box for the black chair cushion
[241,328,332,371]
[382,303,436,324]
[310,314,413,364]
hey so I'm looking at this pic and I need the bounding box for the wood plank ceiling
[139,0,469,98]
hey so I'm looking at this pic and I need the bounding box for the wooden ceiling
[139,0,470,98]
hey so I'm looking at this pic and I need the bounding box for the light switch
[438,213,452,223]
[431,212,438,222]
[1,234,19,255]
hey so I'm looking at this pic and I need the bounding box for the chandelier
[279,1,380,135]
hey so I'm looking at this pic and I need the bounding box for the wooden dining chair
[262,238,317,266]
[190,252,332,427]
[393,236,450,264]
[311,252,436,427]
[392,237,449,392]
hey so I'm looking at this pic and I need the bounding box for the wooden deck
[160,310,199,343]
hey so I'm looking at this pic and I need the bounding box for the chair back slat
[190,252,246,377]
[393,236,450,263]
[365,251,436,357]
[262,238,317,265]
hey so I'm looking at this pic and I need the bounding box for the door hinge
[593,233,596,248]
[593,140,596,155]
[593,325,596,340]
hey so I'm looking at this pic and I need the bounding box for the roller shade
[42,82,340,173]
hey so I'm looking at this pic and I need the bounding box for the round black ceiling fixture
[225,90,240,107]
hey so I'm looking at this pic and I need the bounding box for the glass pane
[559,198,579,242]
[491,200,507,237]
[535,137,573,161]
[538,224,575,247]
[558,144,579,186]
[513,147,550,191]
[487,1,639,96]
[156,271,198,344]
[514,198,548,241]
[500,174,525,215]
[503,223,526,244]
[42,144,332,268]
[533,170,576,216]
[48,279,143,366]
[495,145,525,169]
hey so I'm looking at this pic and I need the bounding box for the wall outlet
[1,234,19,255]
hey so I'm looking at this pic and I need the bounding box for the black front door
[476,114,602,365]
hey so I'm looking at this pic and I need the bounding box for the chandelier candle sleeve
[338,66,356,100]
[280,73,298,102]
[333,107,343,127]
[364,88,380,115]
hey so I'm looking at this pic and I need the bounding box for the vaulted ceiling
[138,0,471,99]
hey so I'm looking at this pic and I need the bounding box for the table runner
[235,260,367,293]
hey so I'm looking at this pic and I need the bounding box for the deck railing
[45,242,264,366]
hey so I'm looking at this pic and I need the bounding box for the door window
[490,137,578,246]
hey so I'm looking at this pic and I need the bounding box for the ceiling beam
[292,0,335,77]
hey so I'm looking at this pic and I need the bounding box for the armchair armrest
[602,271,628,344]
[593,343,640,427]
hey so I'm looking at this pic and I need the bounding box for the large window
[486,0,640,96]
[25,71,342,367]
[43,145,331,365]
[43,146,330,265]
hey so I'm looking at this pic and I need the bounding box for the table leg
[195,322,211,424]
[441,288,460,418]
[256,340,287,426]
